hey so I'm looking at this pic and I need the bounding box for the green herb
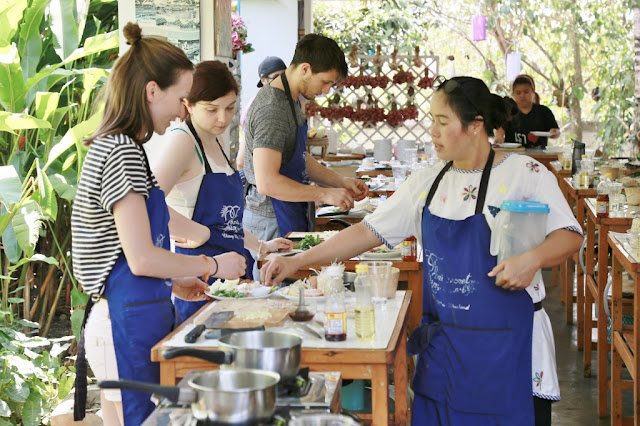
[212,289,247,298]
[333,207,342,212]
[298,234,322,250]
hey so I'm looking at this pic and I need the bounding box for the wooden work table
[151,291,413,425]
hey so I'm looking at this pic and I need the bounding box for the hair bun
[123,22,143,46]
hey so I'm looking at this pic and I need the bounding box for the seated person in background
[495,74,560,148]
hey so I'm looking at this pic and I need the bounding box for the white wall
[238,0,299,116]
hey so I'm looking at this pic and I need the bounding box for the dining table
[260,239,424,334]
[150,291,413,426]
[583,199,637,417]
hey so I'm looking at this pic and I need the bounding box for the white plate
[360,251,403,260]
[531,131,552,137]
[276,288,325,301]
[496,143,521,149]
[204,289,273,301]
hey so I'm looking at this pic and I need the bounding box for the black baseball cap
[257,56,287,87]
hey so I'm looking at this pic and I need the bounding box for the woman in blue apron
[71,24,247,426]
[151,61,292,323]
[259,76,582,425]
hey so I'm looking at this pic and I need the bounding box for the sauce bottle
[354,264,375,341]
[596,179,609,218]
[324,288,347,341]
[401,236,417,261]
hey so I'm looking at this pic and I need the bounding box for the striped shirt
[71,134,157,295]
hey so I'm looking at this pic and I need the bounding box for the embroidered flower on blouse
[439,194,447,203]
[527,161,540,173]
[533,371,544,387]
[462,185,478,201]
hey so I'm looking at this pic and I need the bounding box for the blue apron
[270,72,315,237]
[106,150,175,426]
[409,149,534,425]
[173,120,248,323]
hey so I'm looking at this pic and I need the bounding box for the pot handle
[99,380,196,404]
[340,408,366,425]
[162,348,233,365]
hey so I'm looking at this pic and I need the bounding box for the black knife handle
[184,324,205,343]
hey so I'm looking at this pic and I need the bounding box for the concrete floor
[545,269,631,425]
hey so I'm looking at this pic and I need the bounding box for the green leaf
[0,44,26,112]
[70,308,85,341]
[57,371,74,400]
[32,160,58,220]
[0,399,11,417]
[1,203,21,263]
[21,392,42,426]
[0,165,23,206]
[11,200,45,258]
[17,0,49,80]
[49,0,80,61]
[48,173,77,201]
[71,288,88,308]
[44,111,101,171]
[1,113,51,132]
[0,0,27,46]
[34,92,60,124]
[5,377,29,403]
[12,254,58,269]
[81,68,109,104]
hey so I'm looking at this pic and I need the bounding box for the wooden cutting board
[206,299,296,328]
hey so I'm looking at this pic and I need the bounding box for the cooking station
[142,370,342,426]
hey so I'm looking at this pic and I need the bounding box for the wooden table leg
[610,254,623,425]
[597,226,609,417]
[565,256,575,325]
[159,362,177,386]
[371,364,390,426]
[393,332,409,425]
[560,258,567,305]
[583,216,596,377]
[577,244,585,351]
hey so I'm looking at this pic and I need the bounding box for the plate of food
[276,279,325,300]
[531,131,552,137]
[205,279,276,300]
[360,245,402,260]
[496,143,521,149]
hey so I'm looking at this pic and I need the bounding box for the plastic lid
[355,264,369,273]
[500,200,550,213]
[581,154,588,158]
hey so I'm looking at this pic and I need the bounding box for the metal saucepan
[163,330,302,380]
[100,368,280,424]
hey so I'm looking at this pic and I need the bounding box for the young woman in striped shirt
[71,23,245,426]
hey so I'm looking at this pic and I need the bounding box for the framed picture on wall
[132,0,201,62]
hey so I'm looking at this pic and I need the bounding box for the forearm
[168,207,210,242]
[294,223,381,267]
[307,156,345,188]
[257,172,326,203]
[244,229,260,252]
[528,229,582,269]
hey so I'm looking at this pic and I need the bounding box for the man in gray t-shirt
[243,34,368,274]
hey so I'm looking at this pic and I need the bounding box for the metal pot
[163,330,302,380]
[100,368,279,424]
[289,413,363,426]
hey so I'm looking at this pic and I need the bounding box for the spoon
[289,288,314,322]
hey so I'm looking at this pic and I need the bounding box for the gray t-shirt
[244,85,306,217]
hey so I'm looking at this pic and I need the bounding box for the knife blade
[317,210,350,217]
[184,310,234,343]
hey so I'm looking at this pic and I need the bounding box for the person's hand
[172,277,210,301]
[212,252,246,280]
[265,238,293,253]
[549,128,560,139]
[343,177,369,201]
[487,252,539,291]
[319,187,355,210]
[260,256,301,286]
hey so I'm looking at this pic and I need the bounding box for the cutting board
[206,299,295,328]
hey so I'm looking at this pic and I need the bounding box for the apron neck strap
[186,120,237,174]
[281,72,301,127]
[139,145,156,186]
[425,148,495,215]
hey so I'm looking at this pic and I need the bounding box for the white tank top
[165,121,234,219]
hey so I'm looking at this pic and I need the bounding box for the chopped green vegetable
[298,234,322,251]
[212,289,247,298]
[333,207,342,212]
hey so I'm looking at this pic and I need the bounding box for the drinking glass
[358,261,392,310]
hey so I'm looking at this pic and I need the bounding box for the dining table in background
[151,291,413,426]
[583,199,636,418]
[559,177,596,326]
[608,233,640,425]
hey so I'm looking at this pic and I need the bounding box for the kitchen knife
[317,210,350,217]
[204,325,266,340]
[184,310,234,343]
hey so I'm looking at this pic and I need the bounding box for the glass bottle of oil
[354,264,375,341]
